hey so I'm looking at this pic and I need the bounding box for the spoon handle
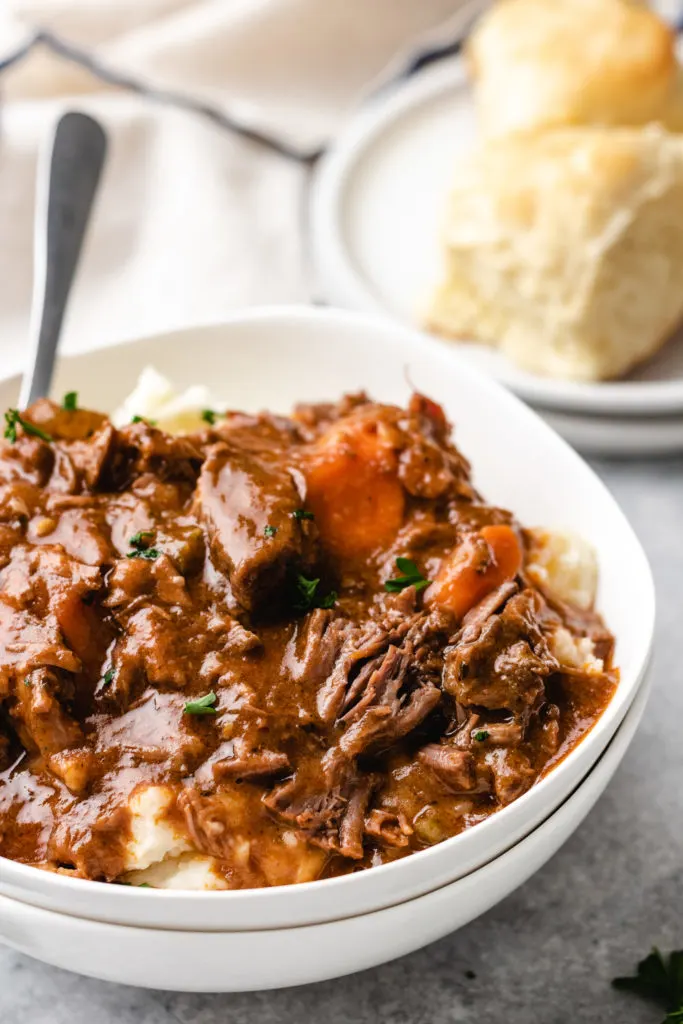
[19,111,107,408]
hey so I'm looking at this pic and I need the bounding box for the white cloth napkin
[0,0,483,378]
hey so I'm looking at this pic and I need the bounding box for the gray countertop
[1,455,680,1024]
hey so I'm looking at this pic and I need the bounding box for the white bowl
[0,308,655,930]
[0,665,652,992]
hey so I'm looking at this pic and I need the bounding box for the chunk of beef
[364,808,413,848]
[333,644,441,759]
[288,610,348,692]
[104,553,190,610]
[317,604,448,726]
[264,769,377,860]
[9,666,88,792]
[212,741,290,782]
[24,398,107,442]
[485,748,537,806]
[196,441,315,612]
[28,507,113,567]
[418,745,480,793]
[64,422,117,489]
[443,590,558,716]
[117,423,203,486]
[0,434,53,487]
[0,546,104,684]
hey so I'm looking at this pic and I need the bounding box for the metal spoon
[19,111,107,408]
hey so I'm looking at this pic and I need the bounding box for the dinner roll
[467,0,679,138]
[426,126,683,381]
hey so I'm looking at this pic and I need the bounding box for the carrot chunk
[55,592,97,666]
[426,524,522,620]
[304,418,405,560]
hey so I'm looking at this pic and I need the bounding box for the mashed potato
[124,853,227,890]
[124,784,192,873]
[525,528,598,611]
[113,366,218,435]
[550,626,604,674]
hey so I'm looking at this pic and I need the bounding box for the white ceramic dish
[309,58,683,423]
[541,407,683,457]
[0,668,652,992]
[0,309,655,931]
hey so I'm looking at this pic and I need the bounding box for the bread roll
[467,0,679,139]
[426,126,683,381]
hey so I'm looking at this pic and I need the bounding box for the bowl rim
[0,306,657,920]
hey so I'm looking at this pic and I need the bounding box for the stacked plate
[0,310,655,991]
[309,59,683,456]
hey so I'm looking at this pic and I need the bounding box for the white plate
[0,668,652,992]
[0,309,655,932]
[540,408,683,456]
[310,59,683,419]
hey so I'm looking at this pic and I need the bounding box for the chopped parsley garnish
[294,574,337,612]
[103,668,114,687]
[384,557,431,594]
[129,530,154,550]
[613,949,683,1022]
[264,525,278,538]
[126,531,159,559]
[201,409,218,425]
[24,676,31,687]
[4,409,52,444]
[184,691,218,716]
[130,415,157,426]
[473,730,489,742]
[62,391,78,411]
[293,508,315,521]
[126,548,160,561]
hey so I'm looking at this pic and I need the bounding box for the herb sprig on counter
[184,692,218,716]
[384,557,431,594]
[613,948,683,1022]
[3,409,52,444]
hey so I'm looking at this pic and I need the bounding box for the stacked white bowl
[0,310,655,991]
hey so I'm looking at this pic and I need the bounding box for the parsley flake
[129,531,154,550]
[294,574,336,612]
[126,548,160,561]
[384,557,431,594]
[473,730,489,742]
[184,691,218,716]
[4,409,52,444]
[613,948,683,1022]
[131,415,157,426]
[62,391,78,411]
[102,668,114,687]
[126,531,159,559]
[264,525,278,538]
[201,409,218,425]
[293,508,315,521]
